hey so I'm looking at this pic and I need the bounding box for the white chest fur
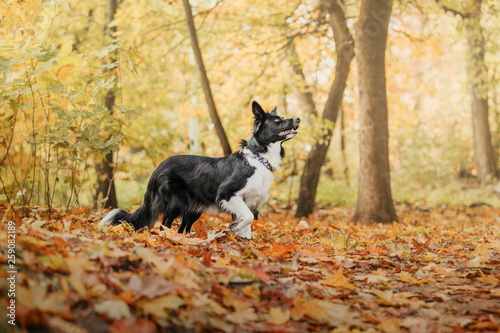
[240,155,276,211]
[260,142,282,170]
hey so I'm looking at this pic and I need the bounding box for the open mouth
[279,125,299,136]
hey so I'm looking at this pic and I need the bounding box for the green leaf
[99,63,118,70]
[90,44,119,59]
[36,44,58,62]
[48,82,66,93]
[105,134,125,147]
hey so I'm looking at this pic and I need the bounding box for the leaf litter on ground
[0,203,499,332]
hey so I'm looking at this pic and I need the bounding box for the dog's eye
[274,119,281,123]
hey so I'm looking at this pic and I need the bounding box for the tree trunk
[464,4,497,184]
[339,106,349,181]
[435,0,497,183]
[295,0,354,218]
[353,0,397,224]
[182,0,232,156]
[288,44,318,118]
[94,0,118,209]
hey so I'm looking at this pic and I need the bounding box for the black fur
[100,101,300,234]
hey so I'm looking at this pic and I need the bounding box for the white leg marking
[99,208,121,227]
[235,224,252,239]
[219,196,254,233]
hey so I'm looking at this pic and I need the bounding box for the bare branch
[434,0,469,19]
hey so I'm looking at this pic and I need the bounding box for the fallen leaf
[8,204,500,332]
[94,299,131,319]
[320,270,357,290]
[267,307,290,325]
[377,318,401,333]
[126,274,176,299]
[108,318,157,333]
[291,297,328,322]
[138,295,185,318]
[47,317,88,333]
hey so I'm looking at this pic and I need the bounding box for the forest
[1,0,500,332]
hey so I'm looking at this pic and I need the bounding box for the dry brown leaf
[94,299,132,319]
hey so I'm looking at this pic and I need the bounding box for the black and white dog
[99,101,300,239]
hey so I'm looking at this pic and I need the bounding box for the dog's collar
[241,148,275,172]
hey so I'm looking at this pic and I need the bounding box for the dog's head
[251,101,300,144]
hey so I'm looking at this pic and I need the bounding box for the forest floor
[0,203,499,333]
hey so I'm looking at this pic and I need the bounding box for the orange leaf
[291,297,328,322]
[321,270,357,290]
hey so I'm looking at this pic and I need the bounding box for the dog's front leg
[219,195,254,239]
[235,224,252,239]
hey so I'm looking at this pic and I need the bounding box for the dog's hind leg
[219,196,254,239]
[178,212,201,234]
[162,208,180,229]
[185,212,201,233]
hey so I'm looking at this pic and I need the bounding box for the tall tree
[353,0,397,224]
[294,0,355,218]
[339,106,349,182]
[436,0,497,183]
[94,0,118,209]
[182,0,232,156]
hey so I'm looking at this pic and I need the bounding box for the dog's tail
[98,192,156,230]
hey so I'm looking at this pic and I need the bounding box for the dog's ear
[270,106,277,115]
[252,101,266,133]
[252,101,266,120]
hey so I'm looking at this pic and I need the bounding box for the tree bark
[182,0,232,156]
[435,0,498,183]
[464,2,497,183]
[353,0,397,224]
[339,106,349,181]
[295,0,354,218]
[94,0,118,209]
[288,44,318,118]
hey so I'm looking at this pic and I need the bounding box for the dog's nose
[294,117,301,125]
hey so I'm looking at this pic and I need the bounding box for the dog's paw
[229,222,253,239]
[229,222,243,233]
[234,224,252,240]
[235,232,252,240]
[236,231,252,240]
